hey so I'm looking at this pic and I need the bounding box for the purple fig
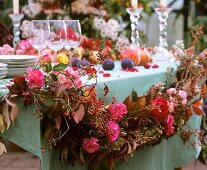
[102,59,115,70]
[72,57,80,67]
[121,58,134,69]
[77,59,91,68]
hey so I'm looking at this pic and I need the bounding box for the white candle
[131,0,138,9]
[13,0,19,14]
[160,0,167,7]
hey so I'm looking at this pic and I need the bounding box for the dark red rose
[151,97,168,121]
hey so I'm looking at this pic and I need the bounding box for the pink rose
[27,68,44,88]
[165,114,174,136]
[106,121,120,142]
[110,102,127,121]
[82,137,100,154]
[167,88,177,95]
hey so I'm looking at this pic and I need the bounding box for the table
[0,62,202,170]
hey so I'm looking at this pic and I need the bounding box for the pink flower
[74,79,82,88]
[167,101,175,113]
[66,67,80,79]
[0,44,15,54]
[82,137,100,154]
[167,88,177,95]
[178,90,187,100]
[110,102,127,121]
[178,90,188,106]
[165,114,174,136]
[106,121,120,142]
[27,68,44,88]
[16,39,36,55]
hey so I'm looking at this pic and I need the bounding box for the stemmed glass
[64,20,82,50]
[45,20,66,62]
[30,20,48,56]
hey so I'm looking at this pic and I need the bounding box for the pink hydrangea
[167,88,177,95]
[82,137,100,154]
[110,102,127,121]
[106,121,120,142]
[27,68,44,88]
[165,114,174,136]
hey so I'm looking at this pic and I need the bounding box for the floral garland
[0,26,207,169]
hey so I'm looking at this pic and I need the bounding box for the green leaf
[53,63,68,71]
[45,62,52,73]
[50,73,58,81]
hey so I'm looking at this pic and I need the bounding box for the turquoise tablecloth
[0,62,202,170]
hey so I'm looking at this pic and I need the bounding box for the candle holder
[126,7,143,48]
[9,13,24,48]
[155,7,172,49]
[151,7,172,62]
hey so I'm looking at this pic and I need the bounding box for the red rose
[151,97,168,121]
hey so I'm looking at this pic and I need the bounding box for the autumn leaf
[103,83,109,96]
[192,100,204,115]
[55,116,61,130]
[0,141,7,156]
[123,95,135,111]
[0,114,6,132]
[73,104,85,123]
[184,107,192,121]
[5,98,18,123]
[2,103,11,130]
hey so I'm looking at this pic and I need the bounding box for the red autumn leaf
[103,73,111,77]
[103,83,109,96]
[73,104,85,123]
[86,67,97,74]
[152,64,159,68]
[184,107,192,121]
[192,100,204,115]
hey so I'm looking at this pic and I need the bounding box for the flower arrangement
[0,39,36,55]
[0,26,207,169]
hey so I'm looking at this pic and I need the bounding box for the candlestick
[13,0,19,14]
[155,7,172,49]
[160,0,167,7]
[9,13,24,48]
[126,7,143,48]
[152,7,172,62]
[131,0,138,9]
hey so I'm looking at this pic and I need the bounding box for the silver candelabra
[126,7,143,48]
[9,13,24,48]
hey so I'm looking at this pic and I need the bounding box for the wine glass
[45,20,66,62]
[30,20,48,56]
[63,20,82,50]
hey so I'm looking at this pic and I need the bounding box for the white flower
[22,2,42,18]
[115,34,130,53]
